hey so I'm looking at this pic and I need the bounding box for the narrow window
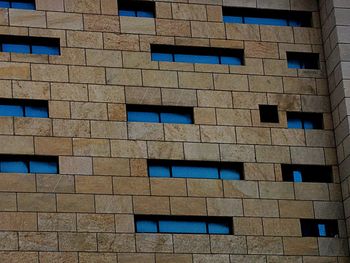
[223,7,312,27]
[148,160,243,180]
[0,0,35,10]
[300,219,338,237]
[118,0,155,18]
[151,45,244,66]
[287,52,320,69]
[0,99,48,118]
[127,105,193,124]
[287,112,323,130]
[0,35,60,55]
[259,105,279,123]
[135,215,232,235]
[281,164,333,183]
[0,155,58,174]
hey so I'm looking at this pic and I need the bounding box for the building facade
[0,0,350,262]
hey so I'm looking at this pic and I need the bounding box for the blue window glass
[29,160,57,174]
[136,220,158,233]
[303,120,314,130]
[318,224,327,237]
[2,43,30,53]
[25,105,48,118]
[289,19,302,27]
[223,16,243,23]
[149,165,170,178]
[128,111,159,123]
[287,118,303,129]
[293,171,303,182]
[12,1,35,9]
[208,222,230,234]
[288,59,301,69]
[151,53,173,62]
[119,10,136,17]
[245,17,288,26]
[137,10,154,18]
[220,168,241,180]
[159,220,207,234]
[0,160,28,173]
[32,45,60,55]
[0,1,10,8]
[174,54,219,64]
[160,112,192,124]
[172,166,219,179]
[221,56,242,66]
[0,104,23,117]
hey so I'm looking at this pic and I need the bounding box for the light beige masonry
[0,0,348,261]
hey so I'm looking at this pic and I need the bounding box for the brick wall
[0,0,349,262]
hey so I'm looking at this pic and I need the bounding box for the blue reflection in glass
[128,111,159,123]
[303,120,314,129]
[160,112,192,124]
[119,10,136,17]
[149,165,170,178]
[220,168,241,180]
[32,45,60,55]
[172,166,219,179]
[287,118,303,129]
[25,105,48,118]
[288,59,302,69]
[318,224,326,237]
[0,104,23,117]
[151,53,173,62]
[223,16,243,23]
[159,220,207,234]
[0,160,28,173]
[245,17,288,26]
[29,160,57,174]
[12,1,35,9]
[293,171,303,183]
[0,1,10,7]
[221,56,242,65]
[174,54,219,64]
[137,10,154,18]
[2,43,30,53]
[136,220,158,233]
[208,222,230,234]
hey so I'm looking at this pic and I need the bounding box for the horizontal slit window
[0,0,35,10]
[0,155,58,174]
[287,52,320,69]
[0,99,48,118]
[300,219,338,237]
[118,0,155,18]
[0,35,60,55]
[287,112,323,130]
[135,215,232,235]
[223,7,312,27]
[148,160,243,180]
[127,105,193,124]
[281,164,333,183]
[151,45,244,66]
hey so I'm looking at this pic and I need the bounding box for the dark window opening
[118,0,155,18]
[0,35,60,55]
[301,219,338,237]
[281,164,333,183]
[127,105,194,124]
[135,215,233,235]
[0,155,59,174]
[259,105,279,123]
[0,0,35,10]
[287,112,323,130]
[148,160,244,180]
[0,98,48,118]
[287,52,320,69]
[151,44,244,66]
[223,7,312,27]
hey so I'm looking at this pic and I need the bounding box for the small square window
[259,105,279,123]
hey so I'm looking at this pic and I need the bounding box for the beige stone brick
[283,237,318,255]
[95,195,132,214]
[0,62,30,80]
[226,24,260,41]
[18,193,56,212]
[86,50,122,67]
[47,12,83,30]
[9,9,46,28]
[237,127,271,145]
[216,109,252,126]
[243,199,279,217]
[259,182,295,199]
[290,147,325,165]
[170,197,206,216]
[0,232,18,250]
[84,14,119,32]
[79,253,117,263]
[107,68,142,86]
[174,235,210,253]
[256,145,291,163]
[73,138,110,157]
[69,66,105,84]
[234,217,263,236]
[14,118,51,136]
[134,196,170,215]
[214,73,249,91]
[35,137,72,156]
[76,176,112,194]
[113,177,150,195]
[36,0,64,11]
[246,41,279,59]
[244,163,275,181]
[19,232,58,251]
[224,181,259,198]
[115,214,134,233]
[279,200,314,218]
[179,72,213,90]
[89,85,124,103]
[32,64,68,82]
[211,235,247,254]
[53,120,90,137]
[191,21,226,39]
[220,144,255,162]
[230,255,266,263]
[0,212,37,231]
[98,234,135,252]
[143,70,178,88]
[233,91,267,109]
[111,140,147,158]
[200,126,236,143]
[65,0,100,13]
[59,156,92,175]
[207,5,222,22]
[284,77,317,94]
[39,252,78,263]
[50,47,86,65]
[120,17,155,34]
[207,198,243,216]
[125,86,161,105]
[148,141,184,160]
[0,174,35,192]
[71,102,108,120]
[187,179,223,197]
[194,108,216,125]
[128,122,164,141]
[123,51,158,69]
[59,233,97,252]
[185,142,220,161]
[249,75,283,92]
[0,252,38,263]
[198,90,232,108]
[150,178,187,196]
[57,194,95,213]
[247,236,283,255]
[77,214,115,233]
[294,183,329,201]
[136,234,173,253]
[0,193,16,211]
[193,255,229,263]
[164,124,200,142]
[0,135,33,154]
[260,26,294,43]
[271,129,306,146]
[118,253,154,263]
[49,101,70,119]
[263,218,301,236]
[51,83,88,101]
[13,81,50,100]
[104,33,140,51]
[172,3,207,21]
[93,158,129,176]
[156,254,192,263]
[264,59,297,77]
[0,80,11,98]
[38,213,76,232]
[157,19,191,37]
[108,104,126,121]
[67,31,103,49]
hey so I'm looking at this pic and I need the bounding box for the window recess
[118,0,155,18]
[0,98,48,118]
[127,105,193,124]
[287,52,320,69]
[0,155,58,174]
[135,215,233,235]
[300,219,338,237]
[281,164,333,183]
[151,44,244,66]
[0,0,35,10]
[148,160,243,180]
[223,7,312,27]
[0,35,60,55]
[287,112,323,130]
